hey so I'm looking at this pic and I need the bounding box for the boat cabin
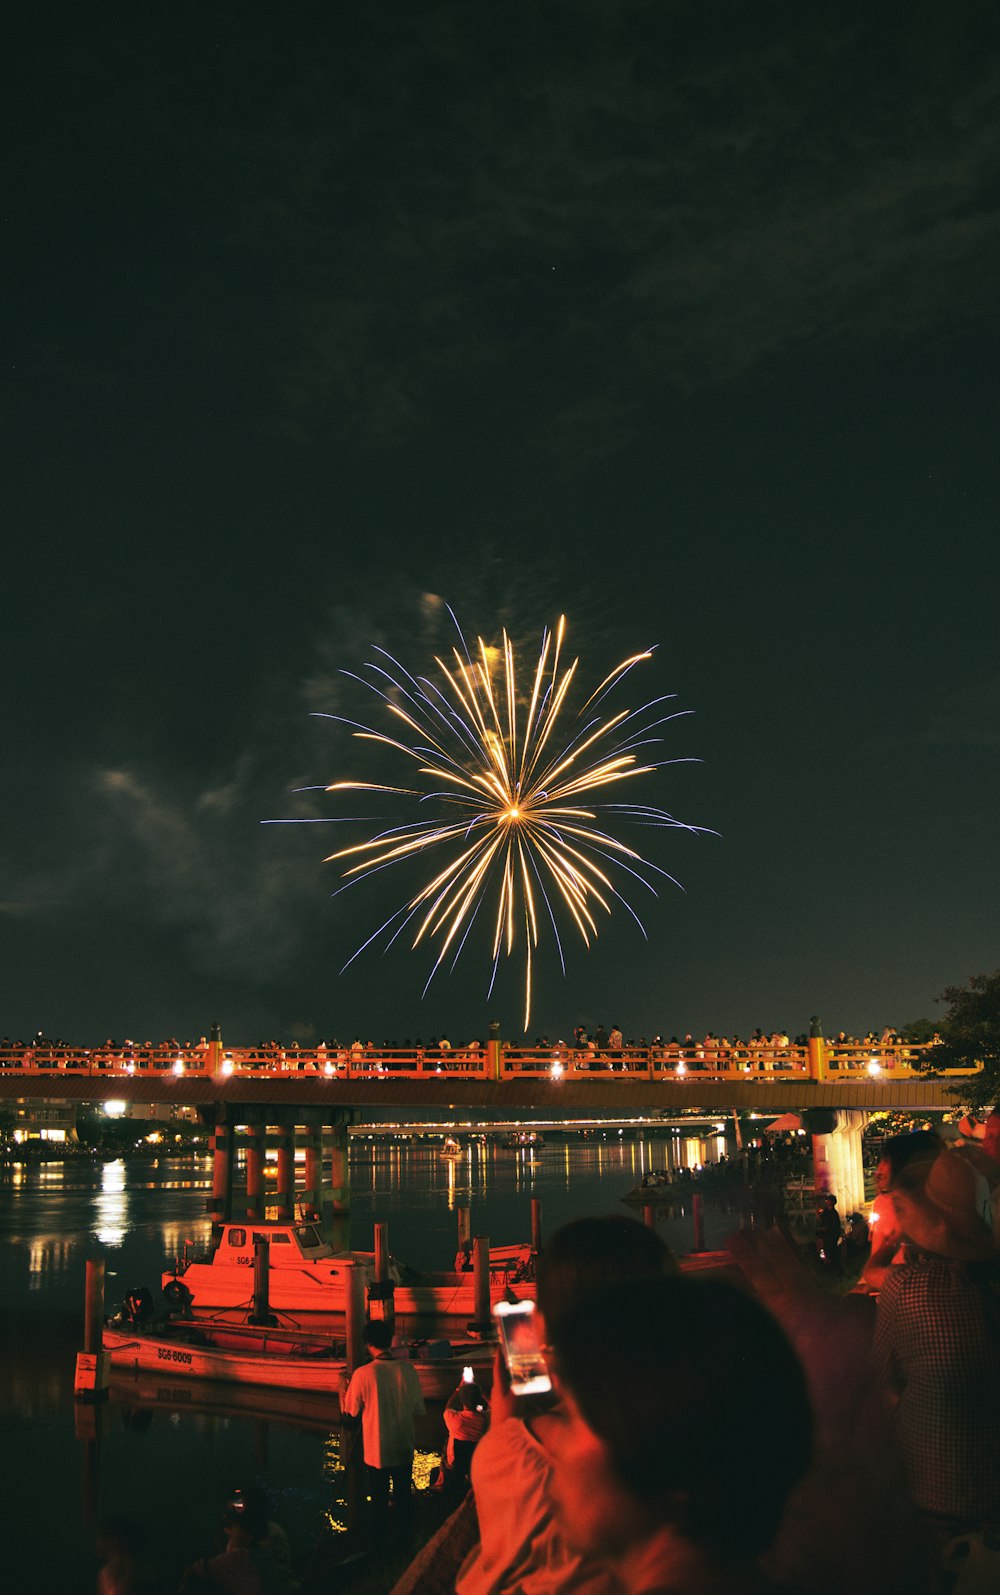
[213,1221,336,1265]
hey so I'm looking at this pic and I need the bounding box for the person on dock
[815,1193,843,1276]
[545,1275,813,1595]
[342,1319,426,1541]
[455,1215,673,1595]
[440,1380,490,1502]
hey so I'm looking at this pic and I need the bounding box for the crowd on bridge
[0,1021,940,1077]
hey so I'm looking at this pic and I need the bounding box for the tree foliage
[925,969,1000,1109]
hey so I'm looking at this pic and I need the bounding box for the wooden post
[457,1205,472,1251]
[339,1260,367,1530]
[467,1235,492,1334]
[74,1256,110,1400]
[531,1197,543,1254]
[250,1237,274,1325]
[643,1203,656,1229]
[368,1220,395,1335]
[84,1255,104,1354]
[374,1221,389,1281]
[344,1262,367,1382]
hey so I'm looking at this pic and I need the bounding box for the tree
[922,969,1000,1110]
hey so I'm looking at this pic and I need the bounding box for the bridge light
[550,1061,564,1079]
[220,1057,234,1078]
[867,1059,882,1077]
[324,1061,335,1076]
[172,1059,185,1076]
[676,1062,687,1075]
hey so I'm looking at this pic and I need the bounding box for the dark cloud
[11,6,1000,457]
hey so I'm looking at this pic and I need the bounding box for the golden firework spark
[303,612,699,1030]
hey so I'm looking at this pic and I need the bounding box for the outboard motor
[123,1285,155,1326]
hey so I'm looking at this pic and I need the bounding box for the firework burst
[286,611,701,1030]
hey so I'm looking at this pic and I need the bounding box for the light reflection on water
[1,1133,738,1584]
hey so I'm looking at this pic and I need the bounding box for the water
[1,1130,732,1589]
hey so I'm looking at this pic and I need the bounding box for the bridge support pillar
[810,1109,867,1217]
[329,1113,352,1223]
[245,1115,266,1223]
[209,1109,233,1226]
[302,1115,324,1222]
[274,1117,295,1223]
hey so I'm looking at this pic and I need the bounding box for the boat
[162,1220,536,1319]
[440,1137,463,1160]
[103,1308,496,1401]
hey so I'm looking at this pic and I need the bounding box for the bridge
[0,1032,976,1111]
[1,1032,976,1228]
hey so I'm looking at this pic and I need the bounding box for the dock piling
[467,1235,493,1335]
[74,1255,110,1401]
[368,1220,396,1335]
[530,1197,543,1254]
[250,1236,275,1325]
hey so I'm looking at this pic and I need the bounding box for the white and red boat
[161,1220,536,1320]
[102,1313,494,1400]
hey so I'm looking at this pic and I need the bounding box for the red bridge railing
[0,1039,977,1082]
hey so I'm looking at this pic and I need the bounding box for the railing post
[206,1022,223,1074]
[488,1020,503,1080]
[807,1016,827,1082]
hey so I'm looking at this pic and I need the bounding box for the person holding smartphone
[545,1275,813,1595]
[440,1378,491,1500]
[455,1216,673,1595]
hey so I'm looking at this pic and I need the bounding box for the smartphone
[493,1299,552,1396]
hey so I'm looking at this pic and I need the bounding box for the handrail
[0,1040,979,1080]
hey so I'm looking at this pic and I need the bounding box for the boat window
[228,1228,247,1247]
[294,1225,323,1249]
[251,1231,291,1244]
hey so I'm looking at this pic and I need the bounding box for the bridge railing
[0,1040,979,1081]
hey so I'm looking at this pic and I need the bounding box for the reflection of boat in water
[440,1137,462,1160]
[162,1221,535,1319]
[103,1306,495,1400]
[501,1131,543,1151]
[106,1372,449,1446]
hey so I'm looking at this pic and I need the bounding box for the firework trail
[277,612,701,1030]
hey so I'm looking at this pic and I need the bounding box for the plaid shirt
[872,1256,1000,1521]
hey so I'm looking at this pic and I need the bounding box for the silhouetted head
[548,1276,812,1566]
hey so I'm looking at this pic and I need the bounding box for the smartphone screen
[494,1299,552,1396]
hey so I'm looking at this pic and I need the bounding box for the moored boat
[162,1220,535,1319]
[102,1313,495,1400]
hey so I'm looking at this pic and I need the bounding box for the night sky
[6,3,1000,1046]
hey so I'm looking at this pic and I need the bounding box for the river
[1,1128,733,1590]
